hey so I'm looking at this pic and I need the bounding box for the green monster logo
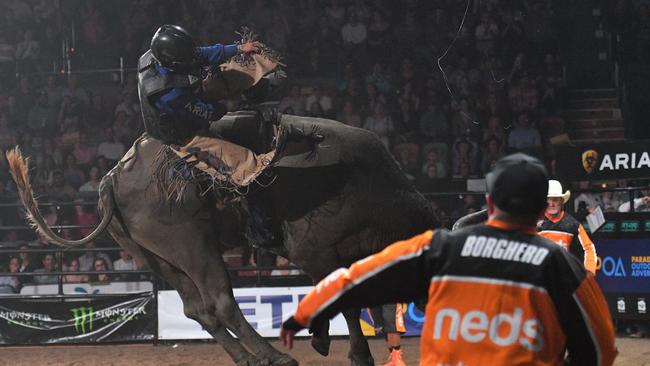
[70,306,94,334]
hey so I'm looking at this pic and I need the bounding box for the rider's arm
[282,231,436,334]
[547,250,617,366]
[197,44,238,66]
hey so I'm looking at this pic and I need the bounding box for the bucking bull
[7,115,440,366]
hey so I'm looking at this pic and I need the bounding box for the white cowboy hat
[548,180,571,203]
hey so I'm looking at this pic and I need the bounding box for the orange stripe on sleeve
[293,230,434,327]
[573,276,618,366]
[578,224,597,274]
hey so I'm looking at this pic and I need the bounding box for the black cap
[486,153,548,215]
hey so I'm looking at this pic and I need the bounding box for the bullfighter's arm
[281,231,435,338]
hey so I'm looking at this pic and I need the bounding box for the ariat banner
[0,293,155,344]
[556,141,650,180]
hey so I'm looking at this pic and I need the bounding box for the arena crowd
[0,3,647,341]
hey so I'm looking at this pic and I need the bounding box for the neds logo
[433,307,543,352]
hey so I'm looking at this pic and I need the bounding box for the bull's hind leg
[108,221,257,365]
[342,309,375,366]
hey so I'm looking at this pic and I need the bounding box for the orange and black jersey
[538,211,597,274]
[283,220,617,366]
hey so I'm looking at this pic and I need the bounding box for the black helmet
[151,25,199,74]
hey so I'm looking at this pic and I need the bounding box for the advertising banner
[158,287,426,340]
[18,281,154,296]
[556,141,650,181]
[0,293,155,344]
[594,239,650,319]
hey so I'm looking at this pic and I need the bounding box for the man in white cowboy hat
[538,180,597,274]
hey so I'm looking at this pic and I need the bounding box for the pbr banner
[0,293,155,344]
[556,140,650,181]
[158,287,425,340]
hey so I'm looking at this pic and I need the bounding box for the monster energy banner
[556,140,650,181]
[0,293,155,344]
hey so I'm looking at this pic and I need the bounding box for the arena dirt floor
[0,337,647,365]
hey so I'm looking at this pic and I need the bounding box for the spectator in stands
[601,190,624,212]
[14,76,36,124]
[114,91,140,120]
[0,34,15,76]
[42,75,62,108]
[338,100,362,128]
[393,144,419,180]
[114,250,136,271]
[507,111,542,154]
[0,256,22,293]
[270,256,301,276]
[421,149,447,179]
[308,101,325,118]
[305,86,333,118]
[14,30,40,71]
[78,241,113,272]
[27,90,56,133]
[481,137,505,174]
[0,113,17,149]
[325,0,346,32]
[419,97,450,141]
[341,12,367,46]
[366,10,390,58]
[278,85,306,115]
[363,103,394,148]
[90,258,111,282]
[481,116,507,144]
[475,12,499,53]
[62,75,90,106]
[74,200,98,237]
[79,166,101,193]
[450,98,477,139]
[33,253,58,284]
[63,154,85,190]
[46,169,77,202]
[63,257,88,283]
[618,192,650,212]
[365,62,392,96]
[452,139,479,178]
[85,93,111,131]
[72,132,97,167]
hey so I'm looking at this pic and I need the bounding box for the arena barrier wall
[0,292,156,344]
[157,287,427,340]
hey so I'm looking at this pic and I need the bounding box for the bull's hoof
[269,353,299,366]
[235,355,257,366]
[311,334,331,356]
[348,353,374,366]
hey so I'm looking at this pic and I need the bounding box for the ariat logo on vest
[432,307,544,352]
[184,101,214,120]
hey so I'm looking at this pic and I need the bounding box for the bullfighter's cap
[486,153,548,215]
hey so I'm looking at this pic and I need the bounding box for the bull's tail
[6,147,115,247]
